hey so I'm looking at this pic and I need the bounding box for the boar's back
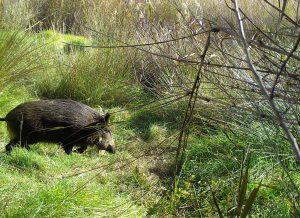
[5,99,104,129]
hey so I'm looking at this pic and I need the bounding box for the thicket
[0,0,299,216]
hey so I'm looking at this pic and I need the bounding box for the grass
[0,84,299,217]
[33,29,143,107]
[0,31,180,217]
[169,129,300,217]
[1,0,300,216]
[0,31,45,90]
[0,86,164,217]
[0,150,148,217]
[37,30,89,53]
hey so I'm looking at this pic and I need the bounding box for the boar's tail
[0,117,6,121]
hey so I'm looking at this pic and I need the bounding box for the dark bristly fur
[0,99,115,154]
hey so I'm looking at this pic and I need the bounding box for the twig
[270,33,300,99]
[173,31,211,187]
[233,0,300,161]
[63,29,213,49]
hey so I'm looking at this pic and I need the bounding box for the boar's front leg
[75,145,87,154]
[62,143,74,155]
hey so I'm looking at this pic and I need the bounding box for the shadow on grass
[127,102,185,140]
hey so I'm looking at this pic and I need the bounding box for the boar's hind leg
[20,137,37,150]
[5,139,19,153]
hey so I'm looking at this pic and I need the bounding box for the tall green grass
[0,31,45,90]
[34,43,144,107]
[165,128,299,217]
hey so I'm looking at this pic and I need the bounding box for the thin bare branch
[233,0,300,161]
[270,33,300,99]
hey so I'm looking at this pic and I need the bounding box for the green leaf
[147,2,153,23]
[236,155,250,216]
[241,181,262,218]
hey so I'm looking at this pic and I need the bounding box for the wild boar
[0,99,115,154]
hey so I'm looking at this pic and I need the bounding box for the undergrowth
[0,0,300,217]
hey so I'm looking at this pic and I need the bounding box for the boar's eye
[96,142,105,150]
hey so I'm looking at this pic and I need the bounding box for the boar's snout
[96,141,116,154]
[106,144,116,153]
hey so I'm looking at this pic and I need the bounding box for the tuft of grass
[128,101,185,136]
[38,30,89,53]
[146,124,168,142]
[0,31,45,90]
[5,148,46,171]
[34,41,144,107]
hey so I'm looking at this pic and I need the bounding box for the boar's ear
[104,112,110,125]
